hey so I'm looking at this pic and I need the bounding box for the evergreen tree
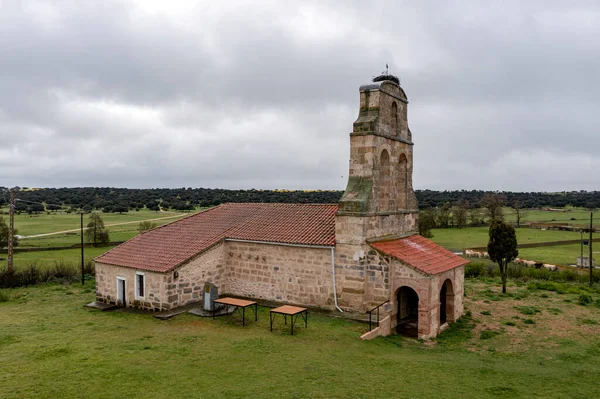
[487,220,518,293]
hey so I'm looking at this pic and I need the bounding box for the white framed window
[135,272,145,299]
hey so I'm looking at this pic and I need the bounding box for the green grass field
[504,207,594,225]
[518,244,599,266]
[11,247,110,269]
[0,279,599,398]
[430,227,582,251]
[10,208,190,236]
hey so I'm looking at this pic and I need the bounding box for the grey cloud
[1,0,599,192]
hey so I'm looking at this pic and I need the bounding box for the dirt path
[20,213,188,239]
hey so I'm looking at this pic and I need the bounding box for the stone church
[94,75,468,339]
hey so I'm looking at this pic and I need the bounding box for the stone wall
[95,243,226,311]
[385,260,465,339]
[168,243,225,308]
[95,262,168,310]
[222,241,335,308]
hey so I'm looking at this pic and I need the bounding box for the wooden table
[269,305,308,335]
[212,297,257,326]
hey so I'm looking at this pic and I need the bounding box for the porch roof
[370,234,469,275]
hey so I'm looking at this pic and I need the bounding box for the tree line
[2,187,600,214]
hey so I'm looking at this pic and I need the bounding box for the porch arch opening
[396,286,419,337]
[440,279,454,325]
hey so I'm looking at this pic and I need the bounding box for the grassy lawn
[1,279,600,398]
[430,227,582,251]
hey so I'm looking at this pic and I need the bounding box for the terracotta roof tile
[95,203,338,272]
[370,235,468,275]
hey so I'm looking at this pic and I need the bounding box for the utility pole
[80,209,85,285]
[590,211,594,287]
[580,229,584,267]
[7,190,14,272]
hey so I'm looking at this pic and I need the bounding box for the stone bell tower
[336,75,419,244]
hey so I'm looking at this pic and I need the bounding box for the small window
[135,272,145,299]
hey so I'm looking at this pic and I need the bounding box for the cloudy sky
[1,0,599,192]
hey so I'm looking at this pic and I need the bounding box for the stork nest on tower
[372,74,400,85]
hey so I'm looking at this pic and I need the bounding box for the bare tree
[86,212,110,247]
[437,202,452,228]
[469,207,484,226]
[419,208,437,238]
[452,200,469,228]
[480,193,505,223]
[512,200,527,228]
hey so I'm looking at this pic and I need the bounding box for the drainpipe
[331,247,343,313]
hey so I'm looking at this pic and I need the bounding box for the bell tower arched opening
[379,149,391,211]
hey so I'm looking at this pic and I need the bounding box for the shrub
[515,306,542,315]
[0,268,20,288]
[503,321,516,326]
[579,293,593,306]
[481,310,491,316]
[465,262,485,278]
[523,318,536,325]
[0,290,10,302]
[0,259,95,289]
[51,261,78,281]
[480,329,501,339]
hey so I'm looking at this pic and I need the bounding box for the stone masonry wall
[167,243,225,308]
[95,262,168,310]
[95,243,226,311]
[223,241,335,308]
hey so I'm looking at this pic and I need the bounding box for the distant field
[518,243,600,266]
[0,208,200,249]
[430,227,582,251]
[10,247,112,270]
[504,207,594,225]
[7,208,192,236]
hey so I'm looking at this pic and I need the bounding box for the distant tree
[481,193,505,222]
[418,208,437,238]
[452,200,469,228]
[46,204,62,212]
[160,201,170,210]
[487,220,518,294]
[0,216,18,248]
[138,221,157,234]
[512,200,527,228]
[113,203,129,214]
[86,212,110,247]
[147,204,160,212]
[469,208,484,226]
[437,202,452,228]
[28,203,45,214]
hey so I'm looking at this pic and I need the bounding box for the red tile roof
[95,203,338,272]
[370,235,468,275]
